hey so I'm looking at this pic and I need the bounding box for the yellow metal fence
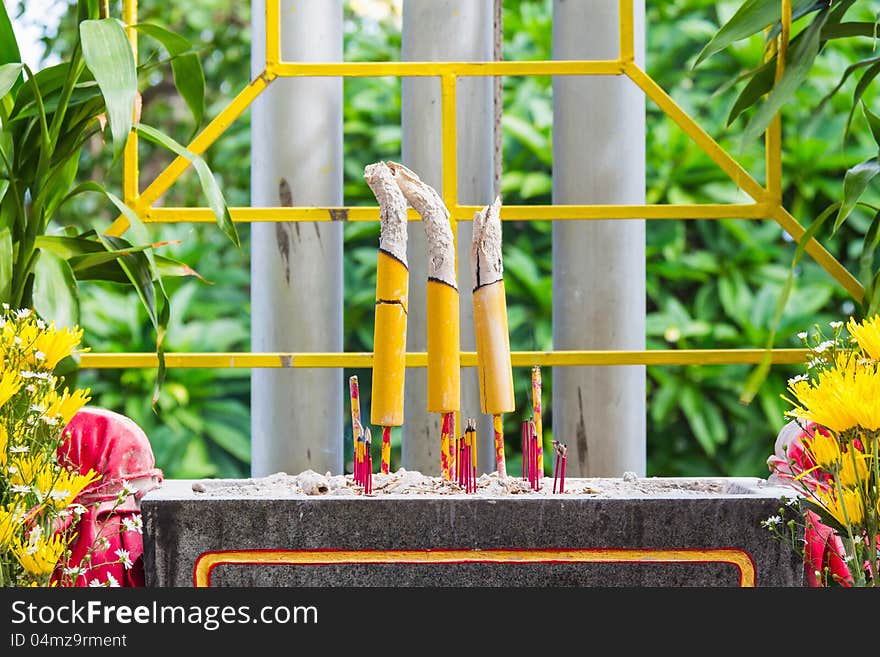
[81,0,857,372]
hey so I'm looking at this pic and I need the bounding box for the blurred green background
[12,0,879,478]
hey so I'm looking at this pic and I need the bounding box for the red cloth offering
[53,408,162,587]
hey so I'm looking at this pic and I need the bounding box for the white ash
[191,469,737,498]
[472,196,504,289]
[388,161,457,288]
[365,161,408,265]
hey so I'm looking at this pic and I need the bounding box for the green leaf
[80,18,137,160]
[834,158,880,233]
[135,24,205,131]
[740,202,839,404]
[680,386,717,457]
[32,250,80,329]
[696,0,812,67]
[727,57,776,126]
[864,104,880,152]
[859,210,880,305]
[137,123,239,247]
[844,61,880,141]
[822,21,880,40]
[0,2,22,93]
[817,54,880,117]
[0,226,11,302]
[0,63,22,100]
[741,9,830,148]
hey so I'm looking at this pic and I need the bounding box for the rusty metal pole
[400,0,495,474]
[551,0,646,476]
[250,0,343,476]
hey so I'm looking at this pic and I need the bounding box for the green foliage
[29,0,880,479]
[0,0,236,409]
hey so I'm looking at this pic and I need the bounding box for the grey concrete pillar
[551,0,646,476]
[250,0,343,476]
[401,0,495,474]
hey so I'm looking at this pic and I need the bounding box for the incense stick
[349,375,362,478]
[493,414,506,477]
[532,366,543,482]
[380,425,391,475]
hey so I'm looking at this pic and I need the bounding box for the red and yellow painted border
[192,547,757,587]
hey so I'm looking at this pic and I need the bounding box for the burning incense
[529,419,539,491]
[532,366,543,481]
[364,427,373,495]
[552,440,568,494]
[389,162,460,479]
[471,198,514,478]
[440,411,454,480]
[467,418,478,493]
[493,414,506,478]
[349,375,362,477]
[365,162,409,477]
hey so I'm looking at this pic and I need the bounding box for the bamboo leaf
[135,24,205,130]
[0,226,11,302]
[137,123,239,247]
[80,18,136,160]
[696,0,815,67]
[740,202,839,403]
[741,9,830,148]
[864,103,880,153]
[822,21,880,40]
[33,249,80,329]
[817,54,880,115]
[859,210,880,306]
[727,57,775,126]
[834,158,880,233]
[844,61,880,141]
[0,63,22,100]
[0,2,22,92]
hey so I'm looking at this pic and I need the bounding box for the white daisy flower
[115,549,133,570]
[106,573,120,587]
[797,331,808,340]
[830,321,843,329]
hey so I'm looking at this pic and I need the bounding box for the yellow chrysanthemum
[8,454,53,488]
[848,315,880,361]
[34,466,100,510]
[44,388,91,425]
[0,368,22,408]
[31,323,84,370]
[839,448,870,488]
[818,487,866,527]
[11,533,67,577]
[0,423,7,469]
[805,431,842,470]
[784,356,880,432]
[0,505,22,547]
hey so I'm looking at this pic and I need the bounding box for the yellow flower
[11,533,67,578]
[34,466,100,510]
[31,323,84,370]
[848,315,880,361]
[839,448,869,488]
[8,454,52,488]
[44,388,91,425]
[0,505,22,547]
[784,356,880,432]
[0,368,22,408]
[805,431,842,470]
[0,423,6,469]
[818,487,866,527]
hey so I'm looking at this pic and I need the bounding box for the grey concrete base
[142,477,802,587]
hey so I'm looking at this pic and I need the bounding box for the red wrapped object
[53,408,163,587]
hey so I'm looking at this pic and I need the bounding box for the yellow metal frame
[93,0,857,373]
